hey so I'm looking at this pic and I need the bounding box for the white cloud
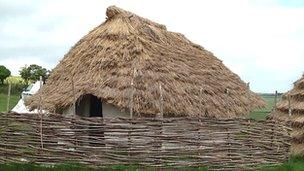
[0,0,303,93]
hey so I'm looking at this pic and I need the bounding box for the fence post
[4,113,8,160]
[227,127,231,158]
[38,76,44,149]
[128,69,136,165]
[6,83,11,112]
[129,80,134,118]
[273,91,278,111]
[156,83,164,166]
[71,74,77,115]
[159,83,164,118]
[246,83,251,108]
[288,93,292,163]
[288,95,292,116]
[198,88,203,159]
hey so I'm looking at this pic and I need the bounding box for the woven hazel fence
[0,113,291,170]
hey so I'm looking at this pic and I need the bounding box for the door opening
[89,95,102,117]
[76,94,103,117]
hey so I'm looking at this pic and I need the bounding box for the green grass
[248,94,281,120]
[0,85,21,112]
[0,163,210,171]
[1,157,304,171]
[258,156,304,171]
[0,164,142,171]
[0,76,25,112]
[0,164,207,171]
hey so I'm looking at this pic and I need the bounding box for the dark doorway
[76,94,103,117]
[75,94,104,147]
[89,95,102,117]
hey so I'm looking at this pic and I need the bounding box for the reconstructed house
[27,6,265,118]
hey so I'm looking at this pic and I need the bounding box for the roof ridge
[106,5,167,30]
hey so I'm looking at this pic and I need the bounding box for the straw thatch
[27,6,265,118]
[269,74,304,155]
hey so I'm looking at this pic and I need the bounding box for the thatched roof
[27,6,265,118]
[271,75,304,116]
[269,74,304,155]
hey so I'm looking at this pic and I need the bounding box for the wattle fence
[0,113,291,170]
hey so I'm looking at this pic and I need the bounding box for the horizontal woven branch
[0,113,291,170]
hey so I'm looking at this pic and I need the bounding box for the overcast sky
[0,0,303,93]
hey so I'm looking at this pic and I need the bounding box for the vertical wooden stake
[129,68,138,118]
[154,82,164,165]
[227,128,231,157]
[128,69,136,165]
[159,83,163,118]
[39,76,44,149]
[247,82,250,89]
[129,69,136,118]
[4,113,8,160]
[200,88,203,113]
[130,80,134,118]
[288,95,292,116]
[6,84,11,112]
[274,90,278,111]
[246,82,251,108]
[198,88,203,158]
[71,74,77,115]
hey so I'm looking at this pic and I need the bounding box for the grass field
[260,156,304,171]
[0,76,27,112]
[0,76,39,112]
[0,85,22,112]
[248,94,281,120]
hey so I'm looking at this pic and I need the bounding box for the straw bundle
[27,6,265,118]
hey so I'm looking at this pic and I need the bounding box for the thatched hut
[269,74,304,155]
[27,6,265,118]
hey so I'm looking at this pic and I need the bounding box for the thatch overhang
[27,6,265,118]
[269,74,304,155]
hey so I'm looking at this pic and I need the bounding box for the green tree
[19,64,49,85]
[0,65,11,85]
